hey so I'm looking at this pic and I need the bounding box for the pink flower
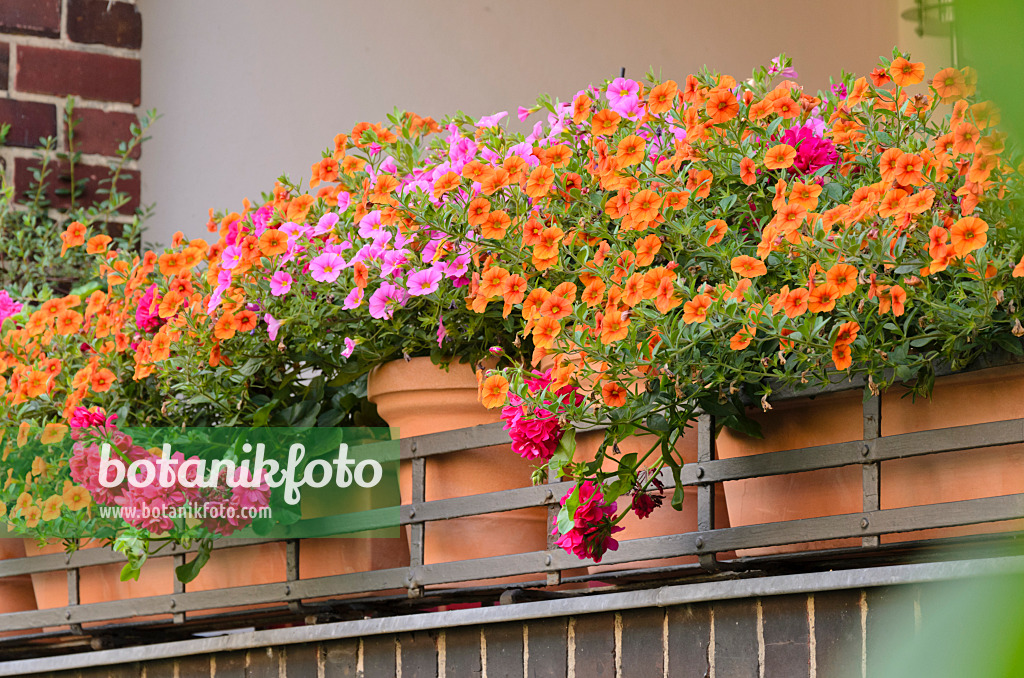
[343,287,364,309]
[0,291,22,324]
[551,481,623,562]
[135,284,163,333]
[368,282,406,319]
[270,271,293,296]
[265,313,280,341]
[406,267,442,296]
[220,245,242,269]
[310,253,345,283]
[313,212,340,236]
[780,123,838,176]
[517,106,533,122]
[477,111,508,128]
[606,77,640,114]
[437,315,448,348]
[342,337,356,358]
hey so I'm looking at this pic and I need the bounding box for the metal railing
[2,357,1024,656]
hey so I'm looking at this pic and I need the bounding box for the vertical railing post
[286,540,303,613]
[407,440,425,598]
[66,555,84,635]
[696,412,720,571]
[862,394,882,547]
[545,463,561,587]
[172,546,186,624]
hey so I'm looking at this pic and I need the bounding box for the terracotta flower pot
[0,538,38,637]
[716,364,1024,556]
[367,357,549,574]
[575,431,733,573]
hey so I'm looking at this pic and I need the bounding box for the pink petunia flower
[343,287,364,309]
[342,337,356,358]
[270,271,293,296]
[309,253,345,283]
[265,313,281,341]
[406,267,442,296]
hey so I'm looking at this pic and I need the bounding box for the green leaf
[175,541,212,583]
[994,333,1024,356]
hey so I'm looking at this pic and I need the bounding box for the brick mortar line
[4,85,139,115]
[0,33,141,60]
[4,146,140,170]
[5,556,1024,677]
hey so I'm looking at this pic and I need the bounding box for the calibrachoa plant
[5,49,1024,572]
[462,53,1024,562]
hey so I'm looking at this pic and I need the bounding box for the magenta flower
[313,212,340,236]
[310,253,345,283]
[406,267,442,296]
[0,290,23,324]
[476,111,508,128]
[270,271,293,296]
[135,284,163,333]
[517,106,533,122]
[342,337,356,359]
[437,315,448,348]
[606,77,640,114]
[551,481,623,563]
[780,123,839,176]
[220,245,242,269]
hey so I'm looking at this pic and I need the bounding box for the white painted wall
[139,0,946,246]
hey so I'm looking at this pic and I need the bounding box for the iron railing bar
[399,423,511,460]
[862,395,882,548]
[681,418,1024,484]
[2,493,1022,632]
[695,413,719,571]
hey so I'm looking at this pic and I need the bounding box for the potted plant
[439,52,1024,563]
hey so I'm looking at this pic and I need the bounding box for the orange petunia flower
[634,234,662,266]
[600,311,630,344]
[731,255,768,278]
[54,309,83,335]
[63,484,91,511]
[525,165,555,199]
[705,89,739,125]
[40,423,67,445]
[601,381,628,407]
[706,219,728,246]
[772,96,799,119]
[258,229,289,257]
[629,189,661,223]
[682,294,713,324]
[591,109,621,137]
[480,374,510,409]
[533,316,562,348]
[647,80,678,115]
[834,320,860,345]
[481,210,511,239]
[90,368,116,393]
[826,264,858,297]
[832,343,853,371]
[479,266,510,299]
[582,279,606,308]
[572,93,593,124]
[784,287,810,318]
[617,135,646,167]
[729,326,755,351]
[950,216,988,256]
[60,221,87,256]
[764,144,796,170]
[889,57,925,86]
[1013,255,1024,278]
[932,67,966,102]
[433,171,461,198]
[739,157,756,185]
[788,182,822,211]
[466,197,491,226]
[893,153,925,186]
[86,234,112,254]
[807,283,840,313]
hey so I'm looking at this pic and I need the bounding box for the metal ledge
[2,554,1024,677]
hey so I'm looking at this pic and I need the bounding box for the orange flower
[40,423,67,445]
[705,89,739,125]
[617,135,646,167]
[826,264,858,297]
[60,221,87,256]
[893,153,924,186]
[572,93,593,124]
[706,219,728,246]
[634,234,662,266]
[1013,255,1024,278]
[784,287,809,318]
[878,148,904,184]
[831,343,853,371]
[647,80,678,115]
[89,368,116,393]
[591,109,621,136]
[466,197,491,226]
[479,266,510,299]
[889,57,925,86]
[501,274,528,305]
[682,294,713,324]
[932,67,965,102]
[764,144,796,170]
[950,216,988,256]
[729,326,755,351]
[236,310,258,332]
[480,374,510,409]
[86,234,112,254]
[525,165,555,199]
[54,309,83,335]
[834,321,860,345]
[600,311,630,344]
[522,288,552,320]
[629,189,662,223]
[739,157,756,185]
[539,294,573,320]
[433,171,461,198]
[63,484,91,511]
[214,313,239,340]
[582,279,606,307]
[158,291,184,319]
[772,96,799,119]
[731,255,767,278]
[259,229,289,257]
[481,210,511,239]
[601,381,628,407]
[533,316,562,348]
[788,183,821,211]
[807,283,840,313]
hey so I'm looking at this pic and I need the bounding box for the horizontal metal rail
[2,355,1024,647]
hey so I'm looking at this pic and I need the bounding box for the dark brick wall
[35,585,936,678]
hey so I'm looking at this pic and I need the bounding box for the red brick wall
[0,0,142,214]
